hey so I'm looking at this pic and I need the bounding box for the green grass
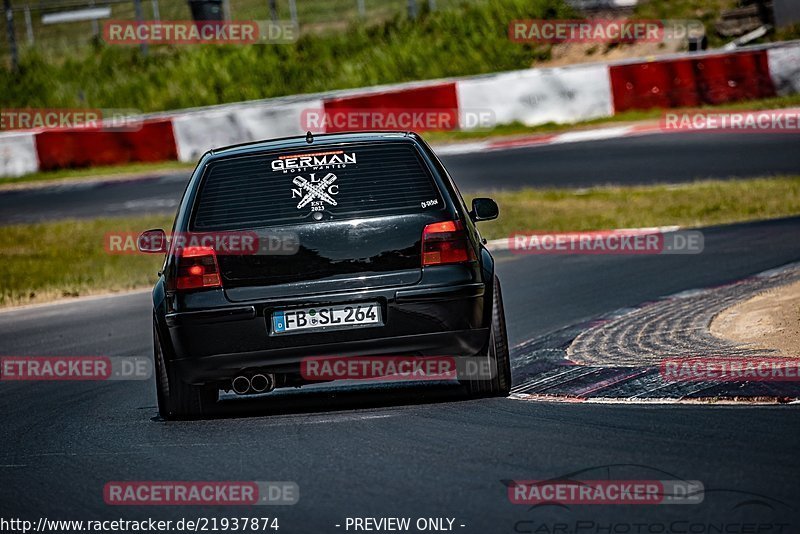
[468,176,800,240]
[2,176,799,308]
[2,0,485,58]
[0,161,195,187]
[0,215,172,307]
[4,0,797,113]
[0,0,569,112]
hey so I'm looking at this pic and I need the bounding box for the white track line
[485,226,683,252]
[509,393,799,406]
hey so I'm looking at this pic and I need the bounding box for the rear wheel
[153,320,218,420]
[462,276,512,397]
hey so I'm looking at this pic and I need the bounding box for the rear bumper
[163,280,491,385]
[173,329,489,383]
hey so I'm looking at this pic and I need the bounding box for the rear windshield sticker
[291,172,339,212]
[271,150,357,173]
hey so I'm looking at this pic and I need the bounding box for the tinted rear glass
[192,142,443,230]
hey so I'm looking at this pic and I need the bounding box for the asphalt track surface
[2,216,800,530]
[0,131,798,224]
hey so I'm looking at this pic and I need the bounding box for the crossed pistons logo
[291,172,339,210]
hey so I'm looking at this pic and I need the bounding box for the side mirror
[138,229,168,254]
[470,198,499,221]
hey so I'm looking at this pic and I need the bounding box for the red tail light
[175,246,222,290]
[422,220,475,266]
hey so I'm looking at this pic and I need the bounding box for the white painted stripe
[0,288,150,315]
[484,238,509,252]
[431,124,658,157]
[484,226,683,252]
[432,141,490,156]
[42,7,111,24]
[116,197,179,210]
[754,260,800,279]
[551,125,635,144]
[509,393,797,405]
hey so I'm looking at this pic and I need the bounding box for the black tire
[153,319,218,419]
[462,276,512,397]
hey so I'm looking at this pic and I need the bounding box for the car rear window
[191,142,443,230]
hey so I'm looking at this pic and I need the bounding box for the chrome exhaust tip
[232,375,251,395]
[250,373,273,394]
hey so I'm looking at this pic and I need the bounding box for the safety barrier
[1,41,798,177]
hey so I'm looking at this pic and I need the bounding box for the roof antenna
[305,131,314,144]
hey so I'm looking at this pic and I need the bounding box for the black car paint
[151,132,497,387]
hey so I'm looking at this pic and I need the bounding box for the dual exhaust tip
[232,373,274,395]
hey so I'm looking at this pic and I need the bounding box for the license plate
[272,302,382,334]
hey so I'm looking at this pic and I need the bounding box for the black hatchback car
[140,131,510,418]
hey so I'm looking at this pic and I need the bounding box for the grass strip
[1,176,798,308]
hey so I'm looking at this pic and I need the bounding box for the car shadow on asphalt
[153,380,484,421]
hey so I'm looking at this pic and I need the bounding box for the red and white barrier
[609,49,776,112]
[171,99,322,162]
[323,83,459,133]
[768,45,800,95]
[0,132,39,177]
[35,119,178,171]
[1,41,799,178]
[456,63,613,128]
